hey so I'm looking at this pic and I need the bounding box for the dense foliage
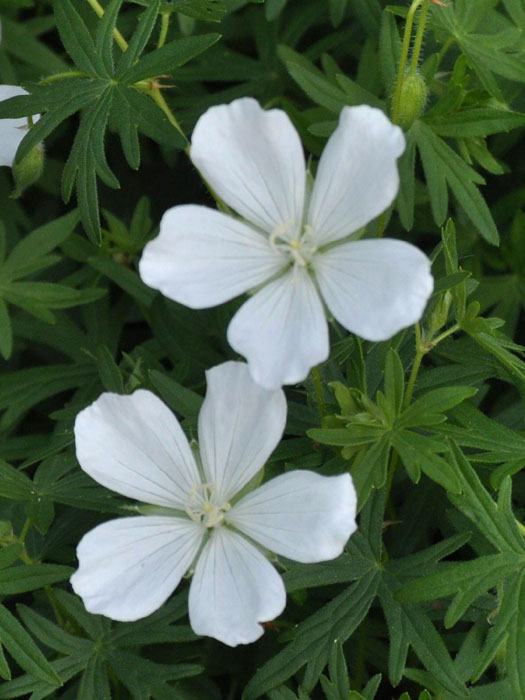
[1,0,525,697]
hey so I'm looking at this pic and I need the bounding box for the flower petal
[189,527,285,646]
[71,516,203,621]
[0,85,35,168]
[198,361,286,502]
[191,98,306,236]
[228,471,357,563]
[315,238,434,341]
[307,105,405,246]
[227,266,329,389]
[139,205,285,308]
[74,390,200,509]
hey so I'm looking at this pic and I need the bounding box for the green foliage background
[0,0,525,697]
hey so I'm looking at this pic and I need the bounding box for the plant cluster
[0,0,525,698]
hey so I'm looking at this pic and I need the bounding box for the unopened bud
[396,71,428,129]
[428,290,452,335]
[11,143,45,199]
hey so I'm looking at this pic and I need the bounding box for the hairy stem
[391,0,430,123]
[410,0,431,73]
[85,0,129,51]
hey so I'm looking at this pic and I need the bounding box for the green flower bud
[396,71,428,129]
[10,143,45,199]
[428,290,452,335]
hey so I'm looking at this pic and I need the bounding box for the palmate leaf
[396,552,522,628]
[0,210,103,359]
[308,375,473,504]
[0,604,61,689]
[413,121,499,245]
[0,0,219,243]
[0,592,202,699]
[244,492,472,698]
[471,570,525,694]
[433,1,525,99]
[243,570,382,699]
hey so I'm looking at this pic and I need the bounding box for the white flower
[139,99,434,390]
[0,85,38,168]
[70,361,357,647]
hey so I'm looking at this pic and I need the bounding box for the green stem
[19,518,31,544]
[390,0,429,123]
[356,338,368,396]
[436,36,454,69]
[428,322,460,348]
[384,450,400,520]
[410,0,431,73]
[85,0,128,50]
[148,88,188,146]
[404,323,424,409]
[311,365,326,419]
[17,518,34,564]
[158,11,170,49]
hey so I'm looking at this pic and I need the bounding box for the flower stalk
[391,0,431,124]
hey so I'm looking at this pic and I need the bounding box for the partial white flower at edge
[0,15,40,169]
[71,361,357,647]
[0,85,36,168]
[139,99,434,390]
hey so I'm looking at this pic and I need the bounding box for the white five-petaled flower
[139,98,434,390]
[71,361,357,647]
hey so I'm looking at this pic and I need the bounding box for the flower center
[270,223,317,267]
[185,483,230,528]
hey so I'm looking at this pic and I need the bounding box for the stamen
[185,483,230,528]
[269,222,318,267]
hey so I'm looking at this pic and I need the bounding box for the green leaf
[0,299,13,360]
[0,545,23,571]
[415,121,499,245]
[118,0,162,72]
[96,345,124,394]
[425,108,525,138]
[329,0,348,27]
[384,348,405,416]
[393,431,462,494]
[119,34,221,83]
[447,442,525,553]
[380,577,467,695]
[78,655,111,700]
[96,0,123,77]
[474,571,525,694]
[0,604,61,687]
[148,369,203,420]
[62,87,117,243]
[0,460,33,500]
[398,386,477,428]
[0,564,73,595]
[242,572,381,699]
[2,210,79,279]
[397,126,417,229]
[396,552,521,628]
[54,0,104,76]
